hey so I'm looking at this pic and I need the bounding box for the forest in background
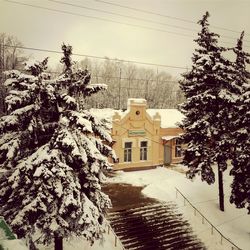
[75,58,185,110]
[0,33,185,115]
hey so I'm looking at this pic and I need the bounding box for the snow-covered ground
[2,165,249,250]
[108,166,250,250]
[1,226,122,250]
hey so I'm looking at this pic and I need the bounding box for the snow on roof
[162,135,180,141]
[127,98,146,109]
[90,108,184,129]
[90,108,116,121]
[128,98,146,104]
[90,108,128,129]
[90,108,127,121]
[147,109,184,128]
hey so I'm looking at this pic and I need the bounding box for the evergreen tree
[230,32,250,213]
[179,12,236,211]
[0,44,116,249]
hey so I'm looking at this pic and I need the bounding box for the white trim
[138,138,151,147]
[122,138,136,148]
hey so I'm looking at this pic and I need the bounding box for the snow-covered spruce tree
[179,12,237,211]
[0,58,56,169]
[0,44,116,250]
[230,32,250,213]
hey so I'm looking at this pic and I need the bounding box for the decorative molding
[122,138,136,148]
[138,138,151,147]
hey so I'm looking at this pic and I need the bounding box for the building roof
[147,109,184,128]
[162,135,181,141]
[90,108,184,129]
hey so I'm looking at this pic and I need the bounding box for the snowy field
[108,166,250,250]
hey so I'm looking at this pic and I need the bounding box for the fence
[105,221,125,250]
[175,187,241,250]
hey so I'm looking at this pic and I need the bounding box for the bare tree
[65,57,184,110]
[0,33,27,116]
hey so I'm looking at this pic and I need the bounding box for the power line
[94,0,250,37]
[1,44,249,80]
[92,75,179,84]
[94,0,198,24]
[2,44,188,70]
[45,71,180,85]
[101,86,180,92]
[48,0,198,33]
[113,120,174,149]
[4,0,249,48]
[99,86,180,92]
[4,0,194,38]
[49,0,250,43]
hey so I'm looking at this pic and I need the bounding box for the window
[175,139,182,158]
[124,142,132,162]
[140,141,148,161]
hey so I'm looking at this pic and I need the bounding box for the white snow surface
[90,108,184,128]
[90,108,123,120]
[1,239,28,250]
[127,98,146,108]
[147,109,184,128]
[24,59,41,70]
[89,109,125,130]
[162,135,180,141]
[1,231,122,250]
[2,167,249,249]
[108,166,250,250]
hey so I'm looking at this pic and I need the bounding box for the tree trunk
[54,234,63,250]
[218,167,224,211]
[29,239,38,250]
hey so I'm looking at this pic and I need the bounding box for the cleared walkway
[103,183,205,250]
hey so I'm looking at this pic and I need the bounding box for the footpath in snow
[108,166,250,250]
[2,165,249,250]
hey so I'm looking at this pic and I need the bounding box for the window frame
[140,141,148,161]
[124,142,132,162]
[175,138,182,158]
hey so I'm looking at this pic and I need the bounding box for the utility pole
[0,37,7,115]
[118,67,121,109]
[145,79,149,100]
[0,37,4,78]
[156,67,159,86]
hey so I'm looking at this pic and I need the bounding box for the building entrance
[164,144,172,165]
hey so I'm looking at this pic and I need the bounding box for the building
[110,98,184,170]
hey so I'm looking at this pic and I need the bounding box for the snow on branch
[91,137,117,160]
[0,114,19,133]
[60,93,78,110]
[84,84,107,97]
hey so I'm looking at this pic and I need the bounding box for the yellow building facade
[111,99,184,170]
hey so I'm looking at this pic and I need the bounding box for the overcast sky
[1,0,250,77]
